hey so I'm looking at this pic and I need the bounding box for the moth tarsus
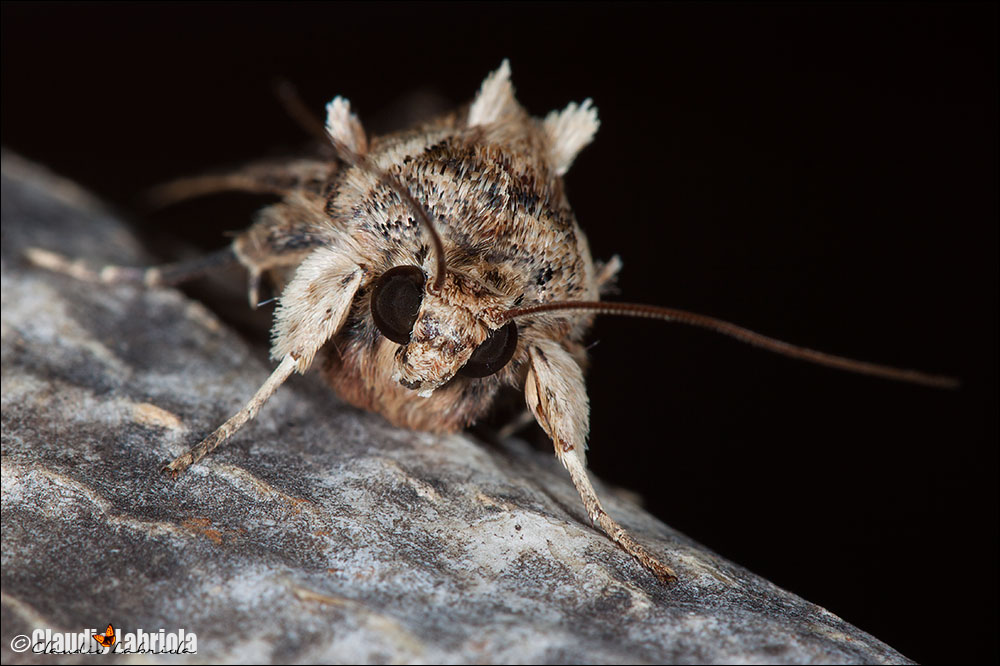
[23,245,238,288]
[26,60,957,585]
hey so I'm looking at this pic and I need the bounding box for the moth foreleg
[496,408,537,440]
[164,244,365,477]
[524,338,677,584]
[25,246,237,288]
[162,354,298,478]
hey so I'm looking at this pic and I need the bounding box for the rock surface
[0,153,912,664]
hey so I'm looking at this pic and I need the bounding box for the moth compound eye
[458,321,518,378]
[371,265,425,344]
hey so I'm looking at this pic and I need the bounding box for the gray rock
[1,153,913,664]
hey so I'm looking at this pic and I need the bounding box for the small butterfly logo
[93,624,116,648]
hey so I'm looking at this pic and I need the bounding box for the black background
[3,3,996,663]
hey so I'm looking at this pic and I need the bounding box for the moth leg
[496,408,537,440]
[27,188,331,308]
[164,244,365,477]
[162,354,297,477]
[524,338,677,584]
[232,192,331,308]
[145,157,337,209]
[25,246,237,288]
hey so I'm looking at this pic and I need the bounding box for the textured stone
[1,153,912,664]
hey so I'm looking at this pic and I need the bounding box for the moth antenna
[322,101,448,293]
[373,162,448,293]
[272,79,335,147]
[502,301,959,390]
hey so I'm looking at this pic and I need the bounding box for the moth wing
[93,627,113,648]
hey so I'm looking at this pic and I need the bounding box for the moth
[27,60,956,584]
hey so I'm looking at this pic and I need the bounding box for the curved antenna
[272,79,334,146]
[372,160,448,293]
[322,134,448,294]
[502,300,959,389]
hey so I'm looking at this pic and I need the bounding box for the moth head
[370,265,517,396]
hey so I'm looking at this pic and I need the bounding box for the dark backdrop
[3,3,996,663]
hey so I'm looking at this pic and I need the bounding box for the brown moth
[26,60,956,584]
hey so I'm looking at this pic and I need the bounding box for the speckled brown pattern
[230,67,603,434]
[318,126,599,432]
